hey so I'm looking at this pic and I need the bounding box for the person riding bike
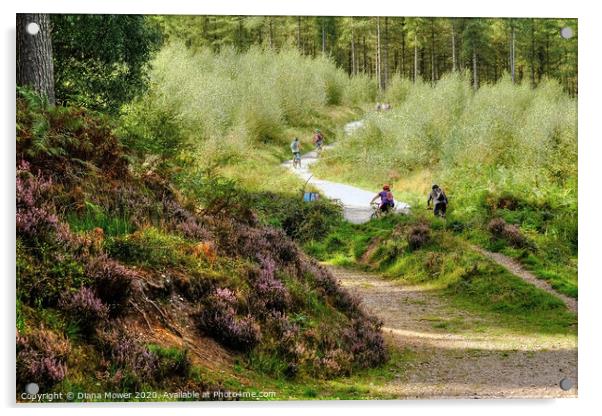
[371,184,395,214]
[312,129,324,152]
[290,137,301,167]
[427,184,448,218]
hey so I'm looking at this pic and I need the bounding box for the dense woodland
[158,16,578,94]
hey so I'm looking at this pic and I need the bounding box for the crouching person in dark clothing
[427,184,448,218]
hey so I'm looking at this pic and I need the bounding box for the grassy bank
[305,214,576,335]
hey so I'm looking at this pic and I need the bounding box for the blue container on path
[303,192,320,202]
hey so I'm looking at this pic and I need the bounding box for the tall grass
[119,43,374,194]
[314,73,577,289]
[317,72,576,213]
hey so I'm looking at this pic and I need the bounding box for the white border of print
[1,1,599,416]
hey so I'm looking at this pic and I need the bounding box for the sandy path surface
[331,266,578,399]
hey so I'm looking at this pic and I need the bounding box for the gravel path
[331,266,578,399]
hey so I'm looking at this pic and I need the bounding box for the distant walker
[427,184,448,218]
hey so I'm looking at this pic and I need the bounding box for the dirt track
[331,266,578,399]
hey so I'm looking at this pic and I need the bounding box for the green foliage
[175,165,242,215]
[122,44,366,169]
[66,201,133,237]
[245,192,344,243]
[17,238,90,307]
[342,74,378,107]
[147,344,192,379]
[152,16,577,94]
[310,215,575,333]
[51,15,162,113]
[315,74,577,295]
[105,227,192,269]
[118,88,186,160]
[16,88,129,180]
[381,75,413,103]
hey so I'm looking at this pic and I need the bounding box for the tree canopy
[51,14,163,113]
[154,16,577,94]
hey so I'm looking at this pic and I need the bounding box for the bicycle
[370,201,395,220]
[314,141,324,155]
[292,152,302,169]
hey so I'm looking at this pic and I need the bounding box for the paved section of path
[282,121,410,224]
[331,266,578,399]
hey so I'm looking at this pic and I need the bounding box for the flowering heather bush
[267,312,305,377]
[195,288,261,351]
[503,223,529,248]
[177,216,211,240]
[487,217,507,236]
[111,182,158,228]
[343,316,388,368]
[59,287,109,333]
[302,261,362,317]
[487,217,529,248]
[251,255,291,312]
[229,225,298,264]
[407,224,431,250]
[86,255,136,312]
[16,160,60,240]
[98,329,159,384]
[16,329,70,388]
[316,348,353,378]
[112,336,159,381]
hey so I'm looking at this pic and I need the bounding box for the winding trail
[331,266,577,398]
[282,121,410,224]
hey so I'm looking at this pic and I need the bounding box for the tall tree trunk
[401,18,406,77]
[472,48,478,91]
[414,33,418,83]
[510,21,516,84]
[451,20,457,71]
[17,13,55,104]
[238,17,244,50]
[362,36,367,73]
[376,17,382,91]
[321,22,326,54]
[383,17,389,88]
[268,17,274,49]
[351,19,356,75]
[430,18,435,84]
[297,16,302,51]
[530,19,536,87]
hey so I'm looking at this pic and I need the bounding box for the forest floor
[331,266,577,398]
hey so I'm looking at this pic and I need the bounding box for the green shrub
[342,73,377,106]
[147,344,191,379]
[118,87,187,160]
[105,227,190,268]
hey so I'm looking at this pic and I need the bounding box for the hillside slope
[16,93,386,401]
